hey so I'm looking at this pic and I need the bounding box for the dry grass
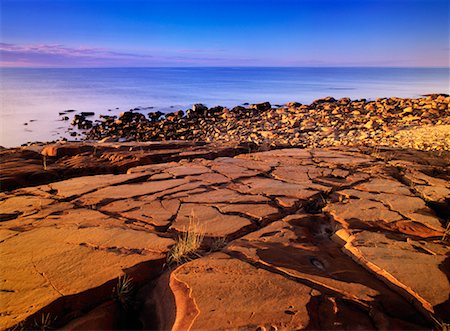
[42,155,47,171]
[112,274,134,309]
[33,313,55,331]
[430,314,450,331]
[167,217,204,265]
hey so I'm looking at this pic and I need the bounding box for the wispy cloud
[0,42,258,67]
[177,48,227,54]
[0,43,156,67]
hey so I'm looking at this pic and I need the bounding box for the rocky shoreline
[1,94,449,330]
[77,94,450,151]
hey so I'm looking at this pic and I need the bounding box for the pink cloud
[0,43,157,67]
[0,43,261,67]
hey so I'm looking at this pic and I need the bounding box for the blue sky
[0,0,448,67]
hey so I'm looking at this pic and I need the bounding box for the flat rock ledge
[0,146,449,330]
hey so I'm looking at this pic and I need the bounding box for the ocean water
[1,67,448,147]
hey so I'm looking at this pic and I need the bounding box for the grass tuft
[430,314,449,331]
[33,313,55,331]
[167,218,204,265]
[112,274,134,309]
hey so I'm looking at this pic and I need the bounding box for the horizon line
[2,65,449,69]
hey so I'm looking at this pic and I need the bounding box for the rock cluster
[83,95,450,151]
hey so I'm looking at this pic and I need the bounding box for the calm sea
[1,67,448,147]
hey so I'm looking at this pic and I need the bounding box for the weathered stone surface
[230,177,327,199]
[0,225,174,329]
[75,178,188,205]
[143,252,357,331]
[1,141,249,191]
[0,195,55,218]
[1,146,448,329]
[354,177,413,195]
[62,301,119,330]
[101,198,180,228]
[326,185,445,237]
[226,216,429,329]
[335,230,449,320]
[170,204,254,238]
[164,164,212,177]
[215,203,280,223]
[180,188,269,204]
[43,173,147,199]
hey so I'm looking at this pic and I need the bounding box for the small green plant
[167,218,204,265]
[112,274,134,309]
[33,313,55,331]
[209,236,228,252]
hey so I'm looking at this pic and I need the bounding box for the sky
[0,0,449,67]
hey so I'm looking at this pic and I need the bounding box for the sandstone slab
[335,230,449,321]
[0,225,174,329]
[170,204,254,238]
[226,216,428,329]
[141,252,379,331]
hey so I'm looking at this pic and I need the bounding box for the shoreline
[65,93,450,152]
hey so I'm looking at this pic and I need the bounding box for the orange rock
[41,145,58,157]
[0,225,174,329]
[337,230,449,321]
[143,253,321,330]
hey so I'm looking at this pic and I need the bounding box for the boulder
[249,101,271,111]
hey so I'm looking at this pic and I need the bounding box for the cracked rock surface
[0,145,449,330]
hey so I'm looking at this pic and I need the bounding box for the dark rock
[80,120,93,129]
[192,103,208,114]
[80,112,95,117]
[231,106,247,114]
[313,96,336,104]
[249,102,271,111]
[208,106,224,115]
[62,116,69,121]
[100,115,117,120]
[165,112,176,122]
[148,111,163,122]
[286,102,302,108]
[173,110,184,118]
